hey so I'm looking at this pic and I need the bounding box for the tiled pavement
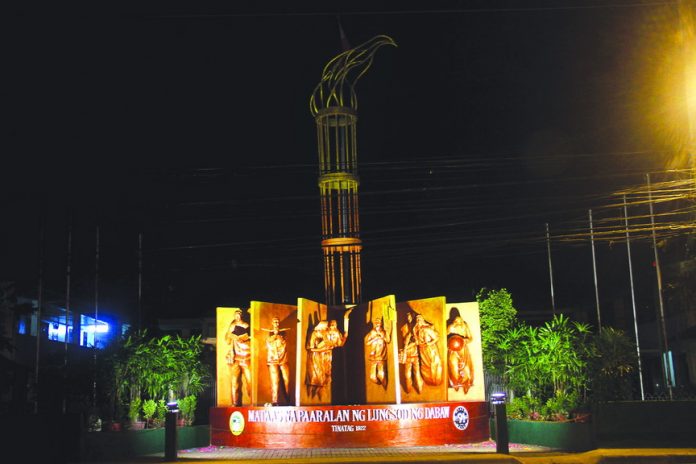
[80,441,696,464]
[173,439,544,461]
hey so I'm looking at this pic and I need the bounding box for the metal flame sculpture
[310,35,396,305]
[310,35,397,115]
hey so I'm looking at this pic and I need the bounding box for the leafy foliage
[590,327,638,401]
[476,288,517,373]
[499,314,593,415]
[128,397,142,423]
[507,395,546,420]
[0,282,17,353]
[477,287,634,420]
[142,399,156,421]
[102,331,210,426]
[537,315,594,396]
[178,395,197,425]
[545,391,580,419]
[0,281,32,353]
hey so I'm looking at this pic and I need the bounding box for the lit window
[80,314,110,349]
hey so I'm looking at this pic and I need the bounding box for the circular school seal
[452,405,469,431]
[229,411,245,436]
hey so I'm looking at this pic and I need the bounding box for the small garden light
[490,392,509,454]
[164,401,179,461]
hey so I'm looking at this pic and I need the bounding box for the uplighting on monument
[211,35,489,450]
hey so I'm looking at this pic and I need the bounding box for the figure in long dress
[447,315,474,393]
[263,316,291,405]
[400,313,424,394]
[413,314,443,386]
[225,308,252,406]
[305,321,329,399]
[365,318,391,386]
[305,309,352,399]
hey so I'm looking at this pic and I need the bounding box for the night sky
[4,1,691,327]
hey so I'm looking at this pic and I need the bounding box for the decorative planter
[501,419,595,451]
[83,424,210,460]
[105,421,123,432]
[129,420,146,430]
[177,418,186,427]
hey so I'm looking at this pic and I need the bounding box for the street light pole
[646,174,674,399]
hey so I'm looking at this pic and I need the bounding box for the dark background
[3,1,691,327]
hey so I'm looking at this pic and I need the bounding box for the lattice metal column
[316,107,362,304]
[310,35,396,305]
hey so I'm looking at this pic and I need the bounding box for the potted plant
[178,395,197,426]
[128,398,145,430]
[490,310,596,450]
[142,399,157,428]
[105,415,123,432]
[151,399,167,428]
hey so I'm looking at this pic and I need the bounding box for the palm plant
[590,327,638,401]
[178,395,197,426]
[105,331,210,429]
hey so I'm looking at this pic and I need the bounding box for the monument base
[210,401,489,448]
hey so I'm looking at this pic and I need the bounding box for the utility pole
[138,232,143,332]
[545,223,556,316]
[623,195,645,400]
[93,225,99,408]
[589,210,602,330]
[34,217,45,414]
[646,174,674,399]
[63,215,72,414]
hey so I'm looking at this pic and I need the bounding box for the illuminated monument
[211,36,489,448]
[310,35,396,305]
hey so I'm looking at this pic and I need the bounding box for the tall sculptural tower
[310,35,396,305]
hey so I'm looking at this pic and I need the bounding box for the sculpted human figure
[263,316,291,405]
[365,318,391,386]
[225,308,251,406]
[447,315,474,393]
[306,320,330,399]
[305,309,352,400]
[413,314,444,386]
[399,312,424,394]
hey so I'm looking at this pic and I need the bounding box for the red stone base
[210,401,489,448]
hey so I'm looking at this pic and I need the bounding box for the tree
[501,315,594,419]
[0,282,30,353]
[537,314,593,397]
[476,288,517,373]
[0,282,17,353]
[590,327,638,401]
[103,331,210,424]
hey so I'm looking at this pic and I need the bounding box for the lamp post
[490,392,509,454]
[164,400,178,461]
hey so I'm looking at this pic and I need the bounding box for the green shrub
[179,395,197,425]
[507,395,546,420]
[545,391,580,420]
[128,398,142,423]
[151,399,167,427]
[590,327,637,401]
[477,288,517,375]
[142,399,157,422]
